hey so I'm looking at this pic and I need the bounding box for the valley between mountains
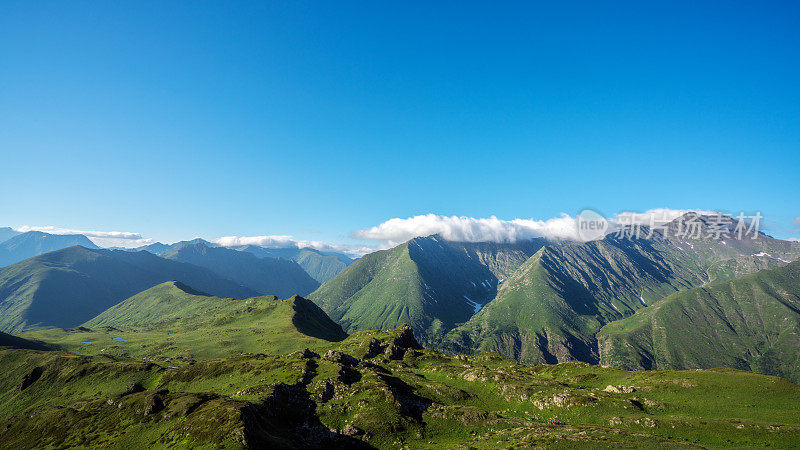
[1,212,800,448]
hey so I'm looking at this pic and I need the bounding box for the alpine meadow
[2,2,800,449]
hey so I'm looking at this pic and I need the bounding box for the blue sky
[2,1,799,250]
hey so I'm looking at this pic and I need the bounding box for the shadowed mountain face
[0,228,21,244]
[0,246,258,333]
[442,213,800,365]
[309,213,800,365]
[0,331,52,351]
[236,245,353,283]
[599,259,800,382]
[0,231,98,268]
[126,241,353,284]
[309,236,547,345]
[161,241,320,298]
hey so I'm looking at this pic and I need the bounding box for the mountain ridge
[0,246,258,333]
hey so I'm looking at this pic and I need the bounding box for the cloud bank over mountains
[11,208,740,257]
[353,208,716,247]
[353,214,581,246]
[212,235,373,257]
[14,225,153,248]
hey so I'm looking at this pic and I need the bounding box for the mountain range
[125,239,353,283]
[0,227,21,243]
[0,246,258,333]
[235,245,353,283]
[0,230,353,333]
[441,213,800,366]
[160,240,320,298]
[0,231,98,267]
[308,213,800,380]
[309,236,546,345]
[599,258,800,382]
[2,283,799,448]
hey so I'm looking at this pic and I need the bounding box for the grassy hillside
[0,231,98,267]
[2,325,800,448]
[0,331,53,350]
[0,246,258,333]
[25,281,346,362]
[162,241,320,297]
[599,260,800,382]
[309,236,545,344]
[443,213,800,365]
[238,245,353,283]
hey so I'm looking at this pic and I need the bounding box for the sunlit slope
[25,281,346,361]
[237,245,353,283]
[444,213,800,364]
[162,241,320,297]
[309,235,545,344]
[2,325,800,448]
[599,259,800,382]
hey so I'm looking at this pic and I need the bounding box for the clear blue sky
[2,1,799,247]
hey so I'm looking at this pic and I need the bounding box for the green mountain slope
[443,213,800,364]
[310,236,546,344]
[0,246,258,333]
[237,245,353,283]
[28,281,346,361]
[3,326,800,448]
[0,331,52,350]
[162,241,320,297]
[598,260,800,382]
[0,231,98,267]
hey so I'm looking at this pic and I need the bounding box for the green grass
[0,245,258,334]
[443,219,800,366]
[23,281,346,363]
[2,325,799,448]
[599,259,800,382]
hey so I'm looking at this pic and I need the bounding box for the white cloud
[354,214,582,246]
[213,235,298,248]
[212,235,370,257]
[353,208,721,247]
[14,225,152,248]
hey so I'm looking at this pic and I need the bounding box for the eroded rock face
[323,350,359,367]
[341,424,364,436]
[604,385,636,394]
[394,325,423,350]
[143,395,165,416]
[19,367,43,391]
[365,338,386,359]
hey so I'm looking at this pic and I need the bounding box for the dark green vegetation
[2,322,800,448]
[0,330,52,350]
[310,236,546,345]
[0,246,258,334]
[2,213,800,447]
[26,281,346,361]
[0,230,98,267]
[599,259,800,382]
[161,240,320,297]
[311,213,800,375]
[237,245,353,283]
[443,214,800,368]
